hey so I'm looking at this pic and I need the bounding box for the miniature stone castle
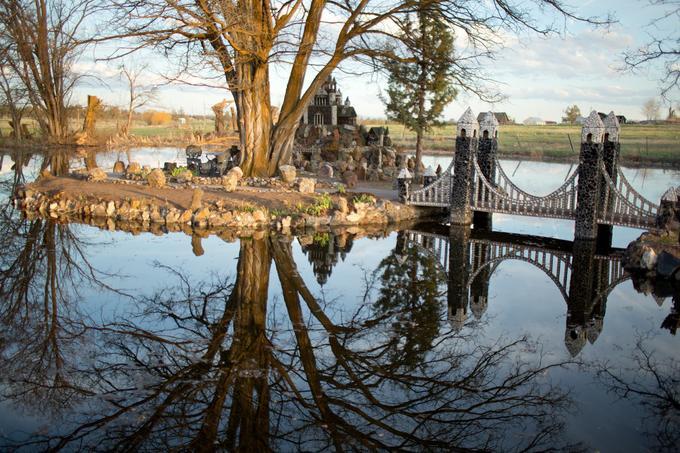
[301,75,357,127]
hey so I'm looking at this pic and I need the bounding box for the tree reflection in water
[596,337,680,452]
[0,223,580,451]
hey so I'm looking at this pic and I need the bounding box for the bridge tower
[597,112,621,246]
[574,111,605,241]
[565,239,611,356]
[450,108,479,225]
[448,226,471,330]
[469,241,491,319]
[473,112,499,230]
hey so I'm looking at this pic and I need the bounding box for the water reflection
[406,225,677,357]
[1,226,579,451]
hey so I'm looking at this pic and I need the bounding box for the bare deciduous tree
[0,46,30,141]
[103,0,609,177]
[0,0,98,141]
[623,0,680,100]
[642,97,662,120]
[119,63,158,136]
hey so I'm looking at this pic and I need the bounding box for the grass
[0,117,215,141]
[2,114,676,164]
[368,122,680,163]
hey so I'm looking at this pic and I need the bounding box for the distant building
[545,120,557,125]
[597,112,627,124]
[476,112,512,125]
[301,75,357,127]
[523,117,545,126]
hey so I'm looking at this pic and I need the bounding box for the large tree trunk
[238,62,272,177]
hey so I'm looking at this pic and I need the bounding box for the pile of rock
[292,144,414,184]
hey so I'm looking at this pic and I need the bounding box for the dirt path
[30,176,321,211]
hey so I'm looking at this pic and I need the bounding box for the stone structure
[473,112,499,230]
[301,75,357,127]
[404,227,632,356]
[405,107,659,241]
[450,108,478,225]
[574,111,606,240]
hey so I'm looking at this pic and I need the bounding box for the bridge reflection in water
[402,225,630,356]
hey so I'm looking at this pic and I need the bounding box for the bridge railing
[598,161,659,227]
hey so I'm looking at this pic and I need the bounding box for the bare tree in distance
[102,0,611,177]
[119,63,158,136]
[623,1,679,101]
[642,98,662,120]
[0,0,99,141]
[0,45,30,141]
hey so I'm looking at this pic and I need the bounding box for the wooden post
[82,95,102,136]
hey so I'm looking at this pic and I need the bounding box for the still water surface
[0,149,678,451]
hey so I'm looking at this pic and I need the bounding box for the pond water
[0,149,678,451]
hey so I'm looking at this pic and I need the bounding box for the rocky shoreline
[13,169,441,235]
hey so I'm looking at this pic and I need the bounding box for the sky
[73,0,677,123]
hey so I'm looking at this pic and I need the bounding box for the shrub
[143,110,173,125]
[352,194,375,205]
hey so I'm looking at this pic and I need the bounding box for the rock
[656,251,680,278]
[252,210,267,223]
[336,197,348,214]
[113,161,126,173]
[193,207,210,224]
[279,164,296,183]
[336,160,348,173]
[165,209,180,224]
[126,162,142,175]
[190,188,204,211]
[226,166,243,181]
[318,163,334,178]
[176,168,194,182]
[87,167,107,182]
[641,247,658,271]
[106,201,115,217]
[298,177,316,194]
[281,216,292,229]
[179,209,193,223]
[146,168,166,188]
[342,171,358,188]
[221,174,238,192]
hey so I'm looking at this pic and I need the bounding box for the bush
[143,111,173,125]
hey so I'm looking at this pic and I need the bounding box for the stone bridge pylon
[403,108,661,240]
[402,227,630,356]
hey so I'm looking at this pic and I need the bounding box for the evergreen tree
[383,8,457,178]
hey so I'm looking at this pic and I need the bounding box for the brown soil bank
[15,175,441,232]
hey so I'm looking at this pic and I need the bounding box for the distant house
[574,116,586,125]
[545,121,557,125]
[597,112,627,124]
[300,74,357,127]
[523,117,545,126]
[476,112,512,125]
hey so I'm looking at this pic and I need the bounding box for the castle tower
[574,111,605,241]
[450,108,479,225]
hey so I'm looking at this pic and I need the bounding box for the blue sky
[73,0,677,123]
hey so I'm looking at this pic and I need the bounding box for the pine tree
[383,8,457,178]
